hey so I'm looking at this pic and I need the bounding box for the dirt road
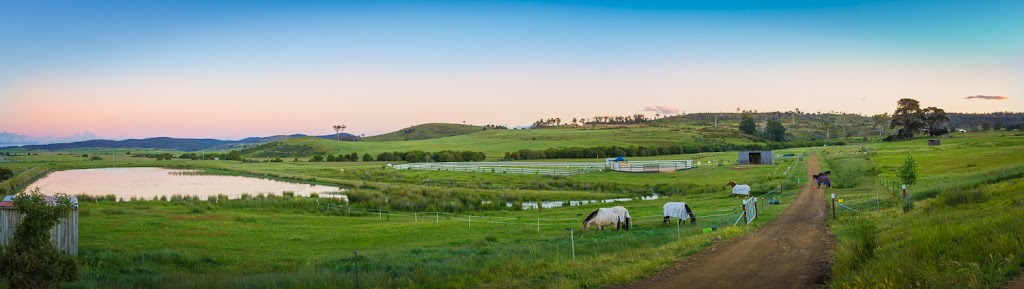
[611,154,833,289]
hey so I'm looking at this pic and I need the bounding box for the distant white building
[955,128,967,133]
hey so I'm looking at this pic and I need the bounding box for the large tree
[890,98,925,140]
[739,113,756,134]
[922,107,949,136]
[871,113,890,136]
[332,125,346,141]
[766,119,786,141]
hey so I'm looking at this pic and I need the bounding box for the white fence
[610,160,693,173]
[391,162,605,176]
[741,197,759,224]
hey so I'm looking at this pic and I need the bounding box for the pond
[23,167,346,201]
[505,194,660,210]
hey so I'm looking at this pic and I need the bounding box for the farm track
[1006,272,1024,289]
[610,154,833,289]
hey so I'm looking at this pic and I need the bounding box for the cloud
[964,95,1008,100]
[643,105,681,115]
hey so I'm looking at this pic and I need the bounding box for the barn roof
[0,195,79,209]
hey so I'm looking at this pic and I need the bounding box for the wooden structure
[0,195,79,256]
[737,150,774,165]
[610,160,693,173]
[928,139,941,146]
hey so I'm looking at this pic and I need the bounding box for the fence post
[354,251,359,289]
[570,228,576,262]
[831,193,837,220]
[676,217,681,239]
[415,212,418,223]
[537,219,541,231]
[378,210,382,219]
[436,212,439,223]
[469,215,472,228]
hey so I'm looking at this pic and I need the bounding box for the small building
[738,150,774,165]
[928,139,941,146]
[0,195,79,256]
[604,156,626,167]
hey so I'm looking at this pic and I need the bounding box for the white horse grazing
[727,181,751,198]
[583,208,621,231]
[663,202,697,225]
[610,206,631,230]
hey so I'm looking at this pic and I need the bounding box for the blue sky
[1,0,1021,138]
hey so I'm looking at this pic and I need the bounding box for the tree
[897,154,917,211]
[766,119,786,141]
[332,125,346,141]
[362,153,373,162]
[0,167,13,182]
[226,150,242,161]
[994,117,1003,131]
[739,113,756,134]
[0,188,80,288]
[871,113,890,136]
[890,98,924,140]
[922,107,949,136]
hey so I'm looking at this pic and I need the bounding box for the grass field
[821,132,1024,289]
[2,129,1021,288]
[1,134,809,288]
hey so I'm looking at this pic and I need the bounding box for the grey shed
[737,150,774,165]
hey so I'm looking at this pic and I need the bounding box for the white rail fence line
[391,160,694,175]
[610,160,693,173]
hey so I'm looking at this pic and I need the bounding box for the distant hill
[363,123,487,141]
[7,133,359,152]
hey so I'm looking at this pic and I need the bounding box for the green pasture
[821,133,1024,288]
[0,136,810,288]
[240,125,769,159]
[67,182,800,289]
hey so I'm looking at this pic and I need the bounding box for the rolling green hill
[240,124,806,159]
[363,123,488,141]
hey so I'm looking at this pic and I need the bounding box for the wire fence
[313,200,746,233]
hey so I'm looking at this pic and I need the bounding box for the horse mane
[583,209,599,226]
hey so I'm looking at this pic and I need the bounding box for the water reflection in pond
[510,194,660,210]
[24,167,346,201]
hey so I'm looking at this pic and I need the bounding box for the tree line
[375,150,487,163]
[308,152,370,162]
[531,114,651,128]
[502,140,845,160]
[738,113,788,141]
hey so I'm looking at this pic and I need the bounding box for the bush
[0,167,13,182]
[0,188,81,288]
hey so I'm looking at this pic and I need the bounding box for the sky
[1,0,1022,139]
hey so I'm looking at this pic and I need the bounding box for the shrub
[0,188,81,288]
[0,167,13,182]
